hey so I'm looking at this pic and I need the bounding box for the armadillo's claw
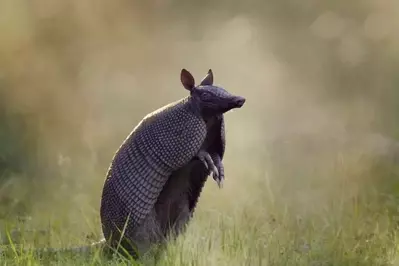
[212,165,219,179]
[213,158,224,189]
[197,150,214,175]
[216,177,223,189]
[201,159,209,170]
[215,172,224,189]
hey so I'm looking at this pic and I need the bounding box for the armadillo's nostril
[235,97,246,107]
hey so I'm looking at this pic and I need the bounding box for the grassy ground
[1,143,399,266]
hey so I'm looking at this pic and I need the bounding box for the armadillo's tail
[32,238,107,256]
[0,238,107,258]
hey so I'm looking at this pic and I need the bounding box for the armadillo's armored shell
[101,97,207,232]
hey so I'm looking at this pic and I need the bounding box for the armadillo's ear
[199,69,213,86]
[181,69,195,91]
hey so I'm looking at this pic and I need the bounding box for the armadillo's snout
[234,96,246,108]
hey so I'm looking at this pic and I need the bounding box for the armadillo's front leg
[196,151,223,189]
[211,154,224,189]
[196,150,219,178]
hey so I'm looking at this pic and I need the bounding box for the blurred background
[1,0,399,261]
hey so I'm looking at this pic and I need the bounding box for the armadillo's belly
[154,159,209,238]
[154,164,192,236]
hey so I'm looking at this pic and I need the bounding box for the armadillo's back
[100,97,207,252]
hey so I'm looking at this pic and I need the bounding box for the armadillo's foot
[215,165,224,188]
[196,150,219,180]
[212,155,224,189]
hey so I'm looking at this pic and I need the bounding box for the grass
[0,195,398,266]
[1,149,399,266]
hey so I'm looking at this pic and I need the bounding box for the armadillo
[100,68,246,258]
[0,68,245,259]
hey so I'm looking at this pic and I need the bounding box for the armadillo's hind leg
[170,201,191,237]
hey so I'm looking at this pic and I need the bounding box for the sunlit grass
[0,199,397,266]
[1,150,399,266]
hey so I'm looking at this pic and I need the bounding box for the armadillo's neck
[186,96,203,119]
[186,96,222,123]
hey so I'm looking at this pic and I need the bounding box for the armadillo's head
[180,68,246,117]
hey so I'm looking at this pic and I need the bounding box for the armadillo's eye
[201,92,211,98]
